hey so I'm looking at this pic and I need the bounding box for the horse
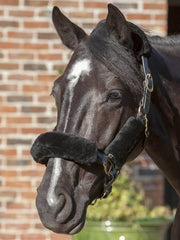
[30,4,180,239]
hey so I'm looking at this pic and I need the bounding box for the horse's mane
[149,35,180,46]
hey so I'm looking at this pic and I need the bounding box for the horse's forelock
[87,22,143,99]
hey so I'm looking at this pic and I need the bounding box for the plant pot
[72,219,171,240]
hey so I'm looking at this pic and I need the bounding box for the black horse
[30,4,180,239]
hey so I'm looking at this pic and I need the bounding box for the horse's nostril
[57,193,66,211]
[47,192,66,209]
[56,193,73,224]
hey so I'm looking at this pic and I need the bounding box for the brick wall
[0,0,167,239]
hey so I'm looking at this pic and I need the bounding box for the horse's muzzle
[31,116,145,234]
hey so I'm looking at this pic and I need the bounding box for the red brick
[0,41,20,49]
[155,14,167,21]
[24,63,47,71]
[21,106,46,113]
[0,10,4,16]
[6,117,32,124]
[5,181,31,188]
[6,159,31,166]
[127,13,151,20]
[53,1,79,7]
[22,85,49,92]
[8,31,33,39]
[0,105,17,113]
[53,43,66,49]
[37,74,56,82]
[0,127,17,134]
[98,13,107,19]
[0,0,18,5]
[24,21,49,28]
[37,117,56,124]
[1,149,17,157]
[0,170,18,177]
[21,234,46,240]
[0,234,16,240]
[83,23,98,29]
[7,95,33,102]
[69,11,94,19]
[5,223,31,230]
[143,3,167,10]
[23,42,48,50]
[21,169,44,177]
[0,84,17,91]
[25,0,48,6]
[21,191,37,199]
[9,10,34,17]
[0,191,16,198]
[21,128,46,134]
[38,32,58,40]
[0,21,18,27]
[34,223,45,230]
[0,213,17,219]
[38,53,62,60]
[0,63,18,70]
[8,74,34,81]
[142,24,167,32]
[39,10,53,18]
[22,149,32,157]
[84,1,107,8]
[7,138,32,145]
[38,95,54,103]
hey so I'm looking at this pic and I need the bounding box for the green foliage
[57,67,65,75]
[87,167,172,221]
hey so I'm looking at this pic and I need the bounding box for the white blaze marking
[47,158,62,206]
[63,58,92,132]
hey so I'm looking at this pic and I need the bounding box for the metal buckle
[103,154,114,177]
[141,56,153,93]
[145,73,153,93]
[144,114,149,138]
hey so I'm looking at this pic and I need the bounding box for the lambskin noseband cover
[30,116,145,169]
[30,132,97,166]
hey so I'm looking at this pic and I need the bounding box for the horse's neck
[144,46,180,193]
[146,45,180,161]
[148,46,180,124]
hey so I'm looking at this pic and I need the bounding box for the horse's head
[31,4,151,235]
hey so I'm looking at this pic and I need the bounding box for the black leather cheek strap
[104,115,145,170]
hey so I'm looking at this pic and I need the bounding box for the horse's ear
[52,6,87,50]
[106,4,130,47]
[106,4,151,59]
[128,22,152,59]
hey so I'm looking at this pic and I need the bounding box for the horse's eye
[107,90,122,101]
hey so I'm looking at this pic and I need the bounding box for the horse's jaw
[36,158,102,234]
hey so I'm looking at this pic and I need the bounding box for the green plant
[87,167,172,221]
[57,67,65,75]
